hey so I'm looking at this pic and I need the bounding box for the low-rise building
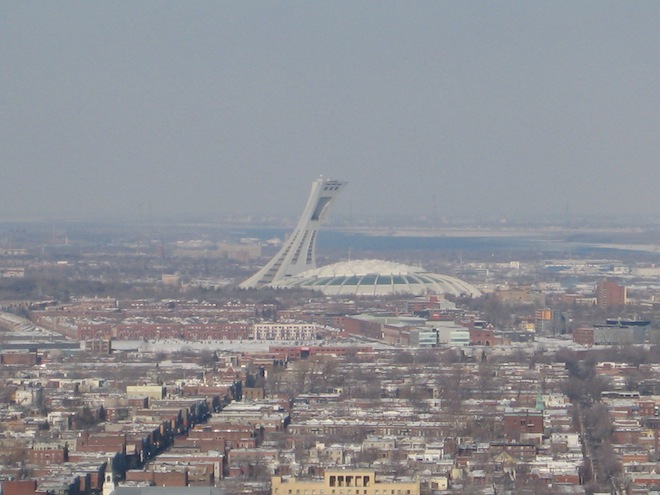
[272,470,420,495]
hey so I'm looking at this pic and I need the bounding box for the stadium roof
[271,259,481,298]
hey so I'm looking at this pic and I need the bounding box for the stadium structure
[239,178,481,298]
[239,177,347,289]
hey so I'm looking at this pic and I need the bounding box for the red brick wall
[1,352,39,365]
[1,480,37,495]
[572,327,594,346]
[341,317,382,340]
[153,471,187,487]
[503,412,544,439]
[28,448,66,466]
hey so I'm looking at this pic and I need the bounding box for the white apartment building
[253,323,318,341]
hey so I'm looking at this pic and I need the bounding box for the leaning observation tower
[239,178,347,289]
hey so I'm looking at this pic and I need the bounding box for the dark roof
[113,488,225,495]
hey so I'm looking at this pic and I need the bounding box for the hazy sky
[2,2,660,223]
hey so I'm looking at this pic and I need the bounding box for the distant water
[319,231,531,251]
[234,227,536,252]
[230,227,651,257]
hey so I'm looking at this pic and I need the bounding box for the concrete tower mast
[239,178,347,289]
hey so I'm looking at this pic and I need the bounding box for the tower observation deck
[239,178,347,289]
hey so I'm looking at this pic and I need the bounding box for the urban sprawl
[2,211,660,495]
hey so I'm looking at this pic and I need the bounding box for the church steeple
[535,391,545,411]
[102,456,116,495]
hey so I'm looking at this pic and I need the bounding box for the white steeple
[102,456,116,495]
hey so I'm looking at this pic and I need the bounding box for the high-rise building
[596,280,627,309]
[534,308,563,335]
[239,178,347,289]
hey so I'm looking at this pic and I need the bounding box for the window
[311,197,332,221]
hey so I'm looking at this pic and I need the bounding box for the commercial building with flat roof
[272,470,419,495]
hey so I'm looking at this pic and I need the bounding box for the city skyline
[2,2,660,223]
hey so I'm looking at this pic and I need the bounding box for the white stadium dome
[271,259,481,297]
